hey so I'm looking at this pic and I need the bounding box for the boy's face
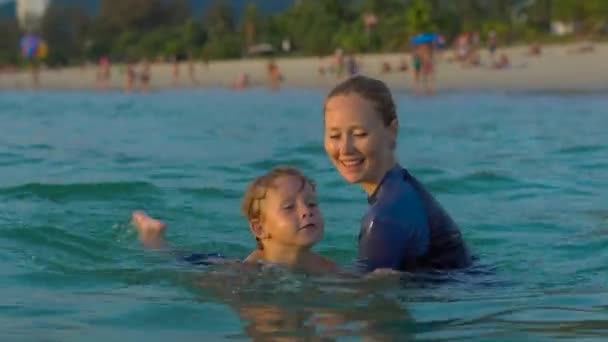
[259,175,324,249]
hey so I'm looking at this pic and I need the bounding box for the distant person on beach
[527,42,542,57]
[471,31,481,60]
[96,56,111,90]
[30,61,41,88]
[318,56,327,76]
[345,53,359,77]
[492,53,511,70]
[233,72,250,90]
[139,59,151,93]
[267,60,283,90]
[398,58,409,72]
[188,53,199,85]
[172,55,180,86]
[202,54,210,69]
[412,43,435,94]
[380,61,392,74]
[567,42,595,54]
[334,48,345,79]
[455,33,470,64]
[124,62,136,93]
[132,167,338,274]
[412,50,422,89]
[488,31,498,62]
[20,35,44,88]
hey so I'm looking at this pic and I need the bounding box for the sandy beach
[1,42,607,93]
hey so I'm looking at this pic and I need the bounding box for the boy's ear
[249,219,264,239]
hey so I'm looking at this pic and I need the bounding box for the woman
[323,75,472,272]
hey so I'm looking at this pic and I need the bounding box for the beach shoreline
[1,42,607,93]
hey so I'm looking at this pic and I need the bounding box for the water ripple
[0,181,161,201]
[1,90,607,340]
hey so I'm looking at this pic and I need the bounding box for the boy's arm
[138,230,168,250]
[132,211,229,266]
[131,211,168,250]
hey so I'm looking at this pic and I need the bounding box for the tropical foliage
[1,0,607,66]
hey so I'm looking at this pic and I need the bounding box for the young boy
[132,167,337,274]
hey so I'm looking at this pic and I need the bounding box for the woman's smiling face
[324,93,397,194]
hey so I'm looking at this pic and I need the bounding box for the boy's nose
[299,205,313,218]
[301,210,312,218]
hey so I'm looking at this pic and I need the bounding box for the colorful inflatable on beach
[20,34,48,60]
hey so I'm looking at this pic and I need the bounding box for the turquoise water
[1,88,607,341]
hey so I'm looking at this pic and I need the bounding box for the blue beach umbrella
[411,33,438,46]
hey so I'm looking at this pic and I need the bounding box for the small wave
[2,143,54,152]
[584,209,608,222]
[28,144,53,151]
[0,157,45,167]
[428,170,558,195]
[575,162,608,170]
[410,167,446,177]
[505,191,542,200]
[317,194,359,204]
[244,158,316,171]
[322,179,348,189]
[113,153,146,164]
[207,165,245,175]
[0,148,46,166]
[0,181,161,201]
[148,172,198,180]
[0,225,114,266]
[554,144,606,155]
[562,187,595,196]
[178,186,241,200]
[0,152,19,158]
[427,171,519,194]
[279,143,326,156]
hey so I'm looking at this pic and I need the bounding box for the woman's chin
[339,172,363,184]
[336,162,367,184]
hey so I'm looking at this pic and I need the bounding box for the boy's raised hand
[131,211,168,249]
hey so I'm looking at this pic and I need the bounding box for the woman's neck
[360,160,397,196]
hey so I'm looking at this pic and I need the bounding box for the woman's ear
[388,118,399,149]
[249,219,266,239]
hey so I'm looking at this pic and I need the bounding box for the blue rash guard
[357,164,472,272]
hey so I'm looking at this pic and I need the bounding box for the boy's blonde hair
[241,167,316,250]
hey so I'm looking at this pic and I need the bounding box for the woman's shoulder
[371,169,427,214]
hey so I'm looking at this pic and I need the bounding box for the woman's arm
[358,215,426,272]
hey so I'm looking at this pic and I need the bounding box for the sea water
[0,88,607,341]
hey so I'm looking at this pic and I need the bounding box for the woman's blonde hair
[324,75,397,127]
[241,167,316,249]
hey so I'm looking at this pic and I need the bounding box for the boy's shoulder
[311,253,339,273]
[243,249,264,264]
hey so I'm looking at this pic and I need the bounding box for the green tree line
[1,0,607,67]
